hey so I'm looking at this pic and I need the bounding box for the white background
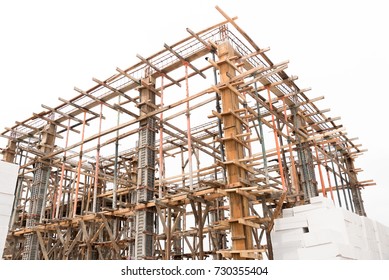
[0,0,388,228]
[0,260,388,279]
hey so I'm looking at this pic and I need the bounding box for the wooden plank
[305,108,330,117]
[36,231,49,260]
[221,135,250,149]
[74,87,120,113]
[206,58,219,70]
[236,189,257,201]
[226,83,246,103]
[164,43,206,79]
[186,28,214,51]
[32,113,68,131]
[139,79,161,98]
[15,121,41,132]
[113,103,139,118]
[59,96,100,118]
[90,223,105,243]
[208,110,222,120]
[155,205,168,233]
[100,214,121,254]
[136,54,181,87]
[240,48,271,60]
[66,229,82,257]
[269,191,287,231]
[92,77,139,103]
[223,160,255,174]
[56,228,65,245]
[41,104,85,124]
[241,62,289,88]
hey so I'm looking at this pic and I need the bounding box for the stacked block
[374,220,389,259]
[0,161,19,258]
[271,196,389,260]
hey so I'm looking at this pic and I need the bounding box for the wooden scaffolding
[0,6,374,260]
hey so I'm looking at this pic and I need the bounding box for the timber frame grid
[0,6,374,260]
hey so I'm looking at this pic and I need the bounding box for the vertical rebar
[267,88,286,190]
[93,103,103,213]
[55,119,71,219]
[254,82,269,185]
[314,145,327,197]
[292,106,313,200]
[184,63,194,191]
[212,52,226,182]
[73,111,86,218]
[282,98,299,197]
[336,162,349,210]
[113,95,121,210]
[276,118,290,191]
[322,144,335,202]
[158,76,165,198]
[328,143,342,207]
[341,160,355,212]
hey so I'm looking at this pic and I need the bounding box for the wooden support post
[291,106,318,201]
[217,41,253,259]
[2,139,17,163]
[345,156,366,216]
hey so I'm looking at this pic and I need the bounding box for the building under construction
[0,6,380,260]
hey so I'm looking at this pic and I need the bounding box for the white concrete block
[0,226,7,235]
[0,193,14,207]
[306,208,349,242]
[365,248,381,260]
[309,196,336,209]
[341,244,360,259]
[340,208,362,225]
[297,242,358,260]
[302,229,338,248]
[309,196,329,204]
[0,226,8,240]
[374,221,389,259]
[292,203,323,216]
[272,196,389,260]
[273,246,299,260]
[0,203,13,217]
[274,215,308,231]
[271,228,305,248]
[0,161,19,195]
[0,226,9,259]
[282,208,294,218]
[0,215,11,229]
[297,244,337,260]
[361,216,376,241]
[332,256,355,260]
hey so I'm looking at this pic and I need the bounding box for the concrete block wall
[271,196,389,260]
[374,220,389,259]
[0,161,19,259]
